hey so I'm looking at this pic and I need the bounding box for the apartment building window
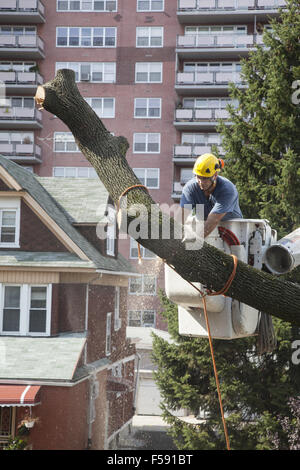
[128,309,155,327]
[0,26,36,36]
[106,312,112,355]
[137,0,164,11]
[129,274,156,295]
[57,0,117,11]
[135,62,162,83]
[0,132,33,145]
[56,27,116,47]
[85,97,115,118]
[183,62,241,73]
[136,27,163,47]
[0,284,51,336]
[56,62,116,83]
[181,133,222,146]
[53,167,98,178]
[134,98,161,118]
[130,239,156,259]
[133,133,160,153]
[7,97,34,108]
[0,199,20,248]
[54,132,79,152]
[182,97,235,108]
[180,168,194,185]
[185,25,247,35]
[133,168,159,188]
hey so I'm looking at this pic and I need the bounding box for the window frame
[134,98,161,119]
[133,133,161,154]
[136,26,164,48]
[106,312,112,356]
[0,283,52,337]
[56,26,117,48]
[133,168,160,189]
[128,309,156,327]
[129,274,156,295]
[55,62,116,83]
[137,0,164,12]
[0,198,21,248]
[57,0,118,12]
[135,62,163,83]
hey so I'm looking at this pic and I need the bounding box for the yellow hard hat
[193,153,224,177]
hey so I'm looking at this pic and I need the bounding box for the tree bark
[35,69,300,326]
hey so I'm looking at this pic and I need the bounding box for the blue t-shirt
[180,175,243,221]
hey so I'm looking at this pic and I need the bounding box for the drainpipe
[132,353,141,413]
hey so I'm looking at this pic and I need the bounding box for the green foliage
[152,292,298,450]
[217,0,300,238]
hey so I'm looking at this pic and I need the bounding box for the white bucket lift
[165,219,277,340]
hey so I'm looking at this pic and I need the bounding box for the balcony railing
[0,0,45,23]
[0,70,43,86]
[175,107,230,121]
[177,34,256,48]
[176,71,243,86]
[178,0,286,11]
[0,142,42,162]
[0,107,42,128]
[0,34,44,58]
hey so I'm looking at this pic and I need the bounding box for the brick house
[0,155,137,450]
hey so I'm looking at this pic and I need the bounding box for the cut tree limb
[35,69,300,326]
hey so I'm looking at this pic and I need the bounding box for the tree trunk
[35,69,300,326]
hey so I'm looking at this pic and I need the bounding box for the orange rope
[166,254,238,451]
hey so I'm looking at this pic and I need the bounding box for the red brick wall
[19,381,90,450]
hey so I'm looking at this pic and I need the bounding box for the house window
[0,199,20,248]
[137,0,164,11]
[129,239,156,259]
[129,274,156,295]
[54,132,79,152]
[136,27,163,47]
[0,407,13,442]
[133,133,160,153]
[135,62,162,83]
[134,98,161,118]
[57,0,117,11]
[133,168,160,188]
[106,312,112,355]
[85,97,115,118]
[114,286,121,330]
[0,284,51,336]
[128,309,155,327]
[56,27,116,47]
[55,62,116,83]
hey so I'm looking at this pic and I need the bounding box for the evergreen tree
[217,0,300,237]
[152,292,297,450]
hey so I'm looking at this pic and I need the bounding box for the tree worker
[180,153,243,239]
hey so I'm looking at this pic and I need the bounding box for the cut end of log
[34,86,45,110]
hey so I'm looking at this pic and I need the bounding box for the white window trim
[106,312,112,356]
[55,62,116,83]
[57,0,118,12]
[52,167,98,178]
[135,62,163,83]
[56,27,117,48]
[0,198,21,248]
[134,98,161,119]
[85,97,115,118]
[0,283,52,337]
[136,26,164,48]
[114,286,121,330]
[133,168,160,189]
[129,238,156,260]
[128,309,156,327]
[137,0,164,12]
[133,133,161,154]
[53,132,80,153]
[129,274,156,296]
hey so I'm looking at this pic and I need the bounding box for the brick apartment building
[0,0,286,428]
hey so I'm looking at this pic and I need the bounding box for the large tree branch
[35,70,300,326]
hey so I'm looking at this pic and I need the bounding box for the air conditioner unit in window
[81,74,90,81]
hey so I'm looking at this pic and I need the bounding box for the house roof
[36,177,109,224]
[0,155,135,274]
[0,335,86,382]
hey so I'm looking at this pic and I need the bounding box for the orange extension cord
[117,185,237,451]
